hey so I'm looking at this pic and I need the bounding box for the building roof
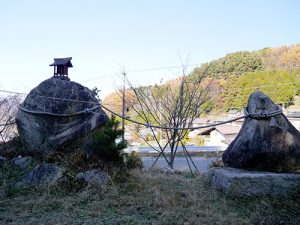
[222,139,235,145]
[198,125,241,136]
[193,118,211,124]
[228,109,239,114]
[287,110,300,118]
[49,57,73,67]
[216,125,241,135]
[214,117,230,122]
[198,127,215,135]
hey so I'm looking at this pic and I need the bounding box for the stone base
[204,167,300,198]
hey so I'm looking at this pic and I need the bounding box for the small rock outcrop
[0,155,7,166]
[11,156,33,169]
[222,91,300,172]
[204,168,300,198]
[75,169,109,186]
[16,77,107,154]
[15,163,63,188]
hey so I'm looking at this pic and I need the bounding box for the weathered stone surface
[204,167,300,198]
[15,163,63,188]
[75,169,109,186]
[11,156,33,169]
[223,91,300,172]
[16,77,107,154]
[0,155,6,166]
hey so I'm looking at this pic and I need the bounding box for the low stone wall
[204,167,300,198]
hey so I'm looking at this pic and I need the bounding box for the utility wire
[125,63,201,73]
[0,89,27,95]
[0,121,16,127]
[80,72,119,83]
[101,104,271,131]
[0,88,287,129]
[0,82,295,97]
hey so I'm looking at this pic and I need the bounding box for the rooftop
[198,125,241,135]
[193,118,212,124]
[49,57,73,67]
[228,109,239,114]
[216,125,241,135]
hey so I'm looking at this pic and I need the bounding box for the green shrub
[123,151,143,169]
[84,116,144,173]
[87,115,127,167]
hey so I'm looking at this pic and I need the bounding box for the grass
[0,166,299,225]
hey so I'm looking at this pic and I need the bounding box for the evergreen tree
[89,115,127,165]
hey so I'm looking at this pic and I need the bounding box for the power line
[101,104,284,130]
[65,63,300,85]
[80,72,119,83]
[0,88,291,130]
[0,85,296,109]
[0,90,244,130]
[0,89,27,95]
[0,122,16,127]
[0,80,298,106]
[0,81,296,97]
[125,63,201,73]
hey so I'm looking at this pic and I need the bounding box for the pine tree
[89,115,127,165]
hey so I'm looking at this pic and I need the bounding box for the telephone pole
[121,70,126,142]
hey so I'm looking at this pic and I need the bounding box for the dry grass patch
[0,167,299,225]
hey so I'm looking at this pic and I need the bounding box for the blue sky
[0,0,299,97]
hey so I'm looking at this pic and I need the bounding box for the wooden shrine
[49,57,73,80]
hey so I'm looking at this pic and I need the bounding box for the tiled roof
[216,125,241,135]
[49,57,73,67]
[193,118,211,124]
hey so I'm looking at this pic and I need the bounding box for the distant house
[199,125,241,147]
[215,110,245,126]
[227,109,240,118]
[214,117,230,123]
[288,117,300,130]
[287,110,300,118]
[286,110,300,130]
[192,118,211,127]
[189,118,212,137]
[195,127,215,145]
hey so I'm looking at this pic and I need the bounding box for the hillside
[190,44,300,80]
[104,44,300,113]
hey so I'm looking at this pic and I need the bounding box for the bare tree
[0,94,22,142]
[122,69,217,172]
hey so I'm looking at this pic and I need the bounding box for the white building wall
[207,130,228,147]
[288,118,300,130]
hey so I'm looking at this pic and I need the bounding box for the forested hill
[190,44,300,80]
[190,50,263,80]
[189,44,300,111]
[104,44,300,113]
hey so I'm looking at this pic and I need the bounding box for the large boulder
[16,77,107,154]
[0,155,7,167]
[222,91,300,172]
